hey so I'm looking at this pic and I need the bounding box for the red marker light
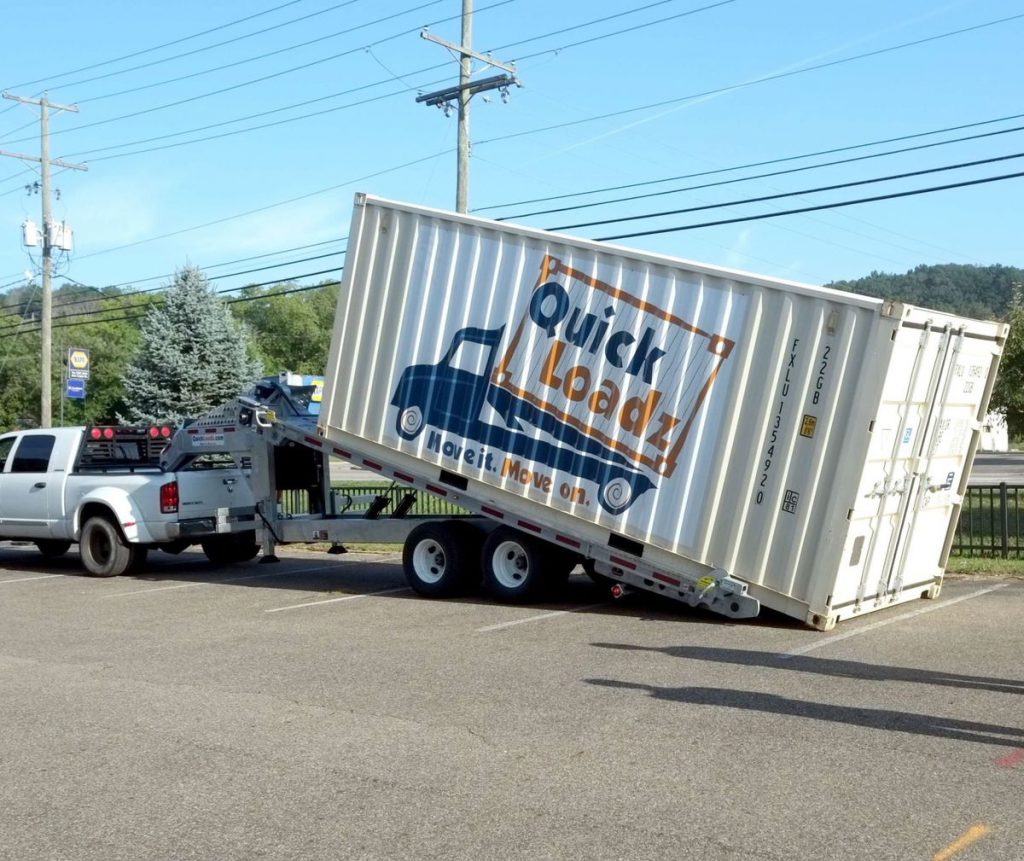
[89,428,101,440]
[610,584,624,599]
[149,427,159,438]
[160,426,172,438]
[102,427,115,439]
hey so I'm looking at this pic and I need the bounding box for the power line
[6,271,343,336]
[550,151,1024,231]
[476,11,1024,148]
[0,248,347,325]
[3,0,310,91]
[500,123,1024,223]
[51,1,372,94]
[51,0,713,164]
[0,0,518,148]
[475,110,1024,213]
[595,169,1024,241]
[75,0,442,104]
[49,8,1022,176]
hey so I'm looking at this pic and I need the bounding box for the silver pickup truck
[0,425,257,576]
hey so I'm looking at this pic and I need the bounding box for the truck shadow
[585,678,1024,748]
[590,642,1024,695]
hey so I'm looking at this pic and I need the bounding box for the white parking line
[781,584,1011,659]
[265,586,411,613]
[0,574,66,585]
[477,602,609,633]
[105,563,346,597]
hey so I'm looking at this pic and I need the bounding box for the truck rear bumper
[166,507,257,539]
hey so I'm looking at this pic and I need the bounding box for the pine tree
[119,266,263,424]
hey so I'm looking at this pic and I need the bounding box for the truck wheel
[35,539,71,559]
[402,521,476,597]
[483,526,548,604]
[201,533,259,565]
[79,516,139,577]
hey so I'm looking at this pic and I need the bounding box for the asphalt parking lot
[1,543,1021,861]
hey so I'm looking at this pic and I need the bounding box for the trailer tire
[483,526,548,604]
[79,516,140,577]
[403,521,476,597]
[35,539,71,559]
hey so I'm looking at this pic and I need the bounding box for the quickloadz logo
[494,256,734,479]
[390,255,735,515]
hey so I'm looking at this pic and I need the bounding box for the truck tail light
[160,480,179,514]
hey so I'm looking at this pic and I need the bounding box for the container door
[880,323,1001,598]
[856,318,997,608]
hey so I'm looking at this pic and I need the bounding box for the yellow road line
[932,824,989,861]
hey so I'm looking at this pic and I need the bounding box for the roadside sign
[66,378,86,400]
[68,347,91,380]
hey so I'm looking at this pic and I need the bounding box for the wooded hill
[825,263,1024,321]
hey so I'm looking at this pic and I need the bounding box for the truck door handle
[34,481,46,488]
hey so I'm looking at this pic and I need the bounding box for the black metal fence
[278,484,468,518]
[280,482,1020,557]
[951,484,1024,558]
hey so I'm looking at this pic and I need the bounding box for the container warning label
[800,414,817,438]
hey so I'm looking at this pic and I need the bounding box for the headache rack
[76,425,175,473]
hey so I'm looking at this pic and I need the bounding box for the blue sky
[0,0,1021,300]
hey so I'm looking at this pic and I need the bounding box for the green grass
[945,556,1024,577]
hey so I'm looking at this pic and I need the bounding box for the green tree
[0,284,146,431]
[989,284,1024,437]
[119,266,262,424]
[230,280,338,374]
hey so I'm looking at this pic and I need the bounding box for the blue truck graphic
[390,326,656,515]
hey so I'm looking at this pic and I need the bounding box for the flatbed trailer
[168,195,1005,629]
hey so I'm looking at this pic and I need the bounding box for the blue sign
[66,378,86,400]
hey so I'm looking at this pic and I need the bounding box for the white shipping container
[321,195,1006,628]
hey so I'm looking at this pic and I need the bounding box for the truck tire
[402,521,478,597]
[201,532,259,565]
[35,539,71,559]
[79,516,143,577]
[482,526,549,604]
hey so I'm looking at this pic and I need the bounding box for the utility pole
[417,0,519,213]
[1,91,87,428]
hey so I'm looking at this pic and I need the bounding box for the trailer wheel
[79,516,142,577]
[483,526,548,603]
[35,539,71,559]
[403,521,477,597]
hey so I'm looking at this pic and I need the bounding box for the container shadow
[585,678,1024,748]
[591,642,1024,695]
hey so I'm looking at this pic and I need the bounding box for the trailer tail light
[160,480,179,514]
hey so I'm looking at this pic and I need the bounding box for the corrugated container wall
[321,195,1006,627]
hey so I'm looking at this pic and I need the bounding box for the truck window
[0,437,14,472]
[11,435,56,473]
